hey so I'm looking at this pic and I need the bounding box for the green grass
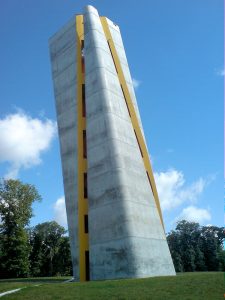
[0,277,69,293]
[0,272,224,299]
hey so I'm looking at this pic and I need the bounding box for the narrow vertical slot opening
[134,130,143,157]
[84,215,89,233]
[82,84,86,117]
[81,39,85,73]
[121,84,131,116]
[107,41,118,73]
[85,251,90,281]
[82,56,85,73]
[84,172,88,198]
[146,171,154,194]
[83,130,87,158]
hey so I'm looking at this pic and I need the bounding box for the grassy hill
[0,272,224,299]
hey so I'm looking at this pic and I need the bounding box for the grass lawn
[0,272,224,299]
[0,277,69,293]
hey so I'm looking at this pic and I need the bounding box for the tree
[29,221,72,276]
[218,249,225,271]
[167,220,225,273]
[176,221,201,272]
[0,179,41,278]
[201,226,224,271]
[166,230,184,272]
[54,236,72,276]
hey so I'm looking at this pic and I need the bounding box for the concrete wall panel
[84,5,175,280]
[49,17,79,279]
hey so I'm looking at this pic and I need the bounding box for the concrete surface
[49,17,79,280]
[49,5,175,281]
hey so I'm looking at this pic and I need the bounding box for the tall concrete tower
[49,5,175,281]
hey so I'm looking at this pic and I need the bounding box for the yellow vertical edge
[76,14,89,282]
[100,17,165,230]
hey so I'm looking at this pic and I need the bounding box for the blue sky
[0,0,223,233]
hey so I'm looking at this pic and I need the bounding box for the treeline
[167,220,225,272]
[0,179,72,279]
[0,179,224,278]
[29,221,72,277]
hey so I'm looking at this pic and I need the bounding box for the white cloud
[132,78,141,89]
[176,205,211,224]
[0,110,56,178]
[154,169,206,211]
[53,196,67,227]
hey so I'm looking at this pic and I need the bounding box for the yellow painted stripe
[76,14,89,282]
[100,17,164,229]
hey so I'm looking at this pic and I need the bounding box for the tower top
[84,5,98,14]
